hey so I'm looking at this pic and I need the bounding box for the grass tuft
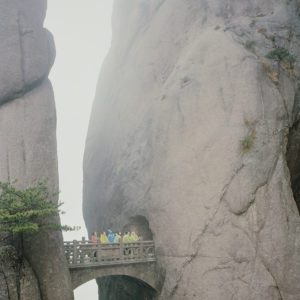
[240,128,256,154]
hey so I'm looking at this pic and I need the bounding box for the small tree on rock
[0,180,76,237]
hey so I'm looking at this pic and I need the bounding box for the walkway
[64,239,159,290]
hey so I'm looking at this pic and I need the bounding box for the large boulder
[84,0,300,299]
[0,0,55,105]
[0,0,73,299]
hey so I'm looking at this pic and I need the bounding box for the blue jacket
[107,229,115,243]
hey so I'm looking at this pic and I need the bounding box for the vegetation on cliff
[0,181,76,235]
[266,47,296,64]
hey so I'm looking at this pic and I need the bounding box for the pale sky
[45,1,114,298]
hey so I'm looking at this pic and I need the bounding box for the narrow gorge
[0,0,300,300]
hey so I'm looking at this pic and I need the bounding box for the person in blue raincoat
[107,229,115,243]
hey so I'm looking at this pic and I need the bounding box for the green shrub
[240,129,256,153]
[266,47,296,63]
[0,181,77,235]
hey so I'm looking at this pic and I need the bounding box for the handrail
[64,238,156,268]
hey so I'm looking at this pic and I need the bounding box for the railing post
[73,240,78,264]
[64,242,69,264]
[96,243,102,263]
[80,236,87,263]
[139,241,144,259]
[152,241,155,257]
[120,240,124,261]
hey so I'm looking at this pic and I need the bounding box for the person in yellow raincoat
[122,232,130,243]
[114,232,121,243]
[100,231,108,243]
[130,232,139,242]
[122,232,130,256]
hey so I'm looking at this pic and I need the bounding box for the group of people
[91,230,140,244]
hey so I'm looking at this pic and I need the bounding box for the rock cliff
[84,0,300,299]
[0,1,73,299]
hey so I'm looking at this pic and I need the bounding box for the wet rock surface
[84,0,300,299]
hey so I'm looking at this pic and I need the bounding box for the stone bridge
[64,239,161,291]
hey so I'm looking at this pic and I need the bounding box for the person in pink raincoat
[91,232,98,243]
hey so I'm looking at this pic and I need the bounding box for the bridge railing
[64,238,156,267]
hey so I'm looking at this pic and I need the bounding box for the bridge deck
[64,239,156,268]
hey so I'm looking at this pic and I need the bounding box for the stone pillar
[0,1,73,299]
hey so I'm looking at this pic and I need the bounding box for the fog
[45,1,113,299]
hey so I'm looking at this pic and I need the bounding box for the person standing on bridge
[122,232,130,243]
[122,232,130,256]
[91,232,98,258]
[130,232,139,242]
[100,231,108,243]
[91,232,98,243]
[114,232,121,243]
[107,229,115,243]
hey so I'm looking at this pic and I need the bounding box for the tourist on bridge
[107,229,115,243]
[91,232,98,243]
[91,232,98,258]
[122,232,130,243]
[130,231,139,242]
[114,232,121,242]
[100,231,108,243]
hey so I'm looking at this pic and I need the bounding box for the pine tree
[0,180,76,236]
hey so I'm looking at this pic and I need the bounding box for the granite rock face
[0,1,73,299]
[84,0,300,299]
[0,0,55,106]
[0,246,41,300]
